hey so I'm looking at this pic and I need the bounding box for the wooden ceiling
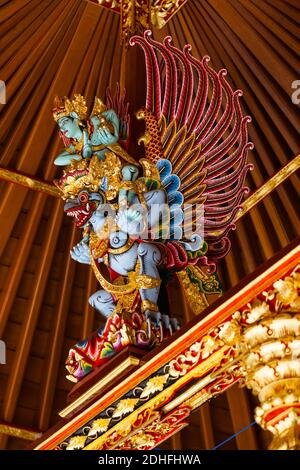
[0,0,299,450]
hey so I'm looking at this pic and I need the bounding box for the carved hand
[116,206,146,236]
[70,240,90,265]
[97,127,118,146]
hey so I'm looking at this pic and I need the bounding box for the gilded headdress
[53,94,88,122]
[54,154,122,201]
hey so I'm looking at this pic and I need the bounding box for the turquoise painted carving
[53,32,252,382]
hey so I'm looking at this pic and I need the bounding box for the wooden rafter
[38,225,78,431]
[0,422,41,441]
[1,154,299,227]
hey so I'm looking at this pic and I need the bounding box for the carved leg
[88,290,116,318]
[137,242,162,325]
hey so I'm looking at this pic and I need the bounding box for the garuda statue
[53,32,253,382]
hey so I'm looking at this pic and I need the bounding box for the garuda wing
[130,31,253,271]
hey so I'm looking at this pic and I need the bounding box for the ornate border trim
[33,241,299,449]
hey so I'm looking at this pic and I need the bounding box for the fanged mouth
[65,202,95,227]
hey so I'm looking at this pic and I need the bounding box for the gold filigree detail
[177,269,209,315]
[141,300,159,313]
[59,356,140,418]
[274,271,300,309]
[97,0,187,34]
[201,335,218,359]
[140,374,169,398]
[116,408,190,449]
[66,435,87,450]
[245,301,271,324]
[151,0,188,28]
[88,418,111,437]
[54,153,122,200]
[112,398,139,418]
[84,347,227,450]
[90,254,160,297]
[139,158,161,181]
[89,226,111,258]
[237,265,300,450]
[53,94,88,121]
[218,319,241,346]
[129,431,156,448]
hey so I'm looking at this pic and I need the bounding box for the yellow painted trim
[0,424,42,441]
[0,167,61,198]
[83,346,227,449]
[59,356,140,418]
[34,244,299,449]
[236,154,300,220]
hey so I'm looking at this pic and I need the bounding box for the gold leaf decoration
[130,431,156,448]
[88,418,111,437]
[66,435,86,450]
[218,320,241,346]
[202,336,219,359]
[140,374,169,398]
[112,398,139,418]
[274,272,300,309]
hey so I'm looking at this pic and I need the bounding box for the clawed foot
[144,309,180,336]
[162,314,180,334]
[170,317,180,331]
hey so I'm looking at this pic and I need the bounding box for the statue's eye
[79,192,89,203]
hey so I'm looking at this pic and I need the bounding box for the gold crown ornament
[53,94,88,122]
[54,154,122,201]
